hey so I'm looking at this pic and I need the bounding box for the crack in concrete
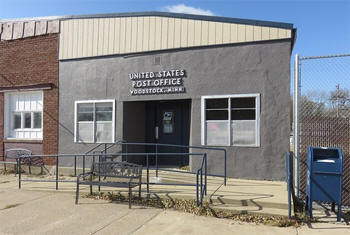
[90,211,133,235]
[128,210,163,235]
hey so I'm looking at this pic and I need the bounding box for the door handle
[155,126,159,140]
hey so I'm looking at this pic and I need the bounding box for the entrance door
[146,100,190,166]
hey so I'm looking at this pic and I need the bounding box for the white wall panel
[59,16,293,60]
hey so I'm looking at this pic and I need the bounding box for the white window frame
[201,94,260,147]
[74,99,116,143]
[4,91,43,140]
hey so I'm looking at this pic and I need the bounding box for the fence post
[294,53,300,198]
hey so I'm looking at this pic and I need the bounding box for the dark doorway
[146,99,191,166]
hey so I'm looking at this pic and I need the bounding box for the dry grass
[179,165,190,171]
[83,192,313,227]
[0,169,16,175]
[1,203,21,210]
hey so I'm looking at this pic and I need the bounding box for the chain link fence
[294,54,350,205]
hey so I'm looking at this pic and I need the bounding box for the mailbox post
[306,147,343,222]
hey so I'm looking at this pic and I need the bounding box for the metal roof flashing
[0,11,293,29]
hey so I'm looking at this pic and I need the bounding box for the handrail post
[98,155,101,192]
[204,153,207,196]
[126,143,128,162]
[56,155,59,190]
[200,169,203,206]
[18,157,21,189]
[196,170,199,206]
[156,144,158,178]
[74,155,77,176]
[83,155,85,175]
[147,154,149,194]
[224,150,227,186]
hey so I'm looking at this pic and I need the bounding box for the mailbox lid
[312,148,342,162]
[309,147,343,173]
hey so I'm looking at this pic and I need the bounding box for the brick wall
[0,34,58,165]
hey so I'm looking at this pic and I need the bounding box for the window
[201,94,260,147]
[4,91,43,140]
[74,100,115,143]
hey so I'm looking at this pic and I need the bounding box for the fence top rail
[299,53,350,60]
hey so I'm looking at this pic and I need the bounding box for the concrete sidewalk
[9,168,291,217]
[1,174,350,235]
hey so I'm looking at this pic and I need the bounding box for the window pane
[96,112,112,121]
[95,102,113,112]
[77,122,94,142]
[14,113,21,129]
[206,99,228,109]
[231,110,255,120]
[96,122,113,142]
[231,98,255,109]
[96,102,113,121]
[78,113,94,121]
[78,103,93,112]
[206,121,229,145]
[231,120,256,146]
[206,110,228,120]
[33,112,42,128]
[24,113,31,128]
[77,103,94,121]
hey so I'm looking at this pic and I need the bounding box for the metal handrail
[85,143,105,154]
[67,140,226,185]
[196,153,207,206]
[17,152,208,206]
[100,140,127,154]
[75,141,126,175]
[107,141,226,185]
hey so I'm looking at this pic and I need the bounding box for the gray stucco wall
[59,40,291,180]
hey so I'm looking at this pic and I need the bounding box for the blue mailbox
[306,147,343,221]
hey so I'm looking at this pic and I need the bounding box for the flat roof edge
[0,11,293,29]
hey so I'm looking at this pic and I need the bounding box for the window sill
[202,144,260,148]
[75,141,115,144]
[3,139,43,144]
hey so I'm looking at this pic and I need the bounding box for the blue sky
[2,0,350,95]
[1,0,350,58]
